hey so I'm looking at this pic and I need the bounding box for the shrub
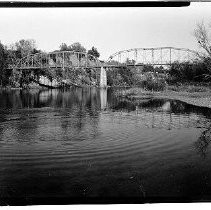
[142,72,167,91]
[169,58,211,83]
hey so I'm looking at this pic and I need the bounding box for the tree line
[108,21,211,88]
[0,40,100,87]
[1,22,211,88]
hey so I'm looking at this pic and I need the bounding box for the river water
[1,88,211,204]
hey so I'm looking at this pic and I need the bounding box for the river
[1,88,211,204]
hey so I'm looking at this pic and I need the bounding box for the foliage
[87,47,100,58]
[142,72,167,91]
[194,21,211,57]
[107,66,142,87]
[168,58,211,83]
[59,43,69,51]
[13,39,37,58]
[69,42,86,52]
[125,58,135,65]
[168,84,210,93]
[11,69,22,88]
[0,42,6,70]
[5,39,40,68]
[142,64,154,73]
[118,66,136,85]
[0,42,10,86]
[59,42,86,53]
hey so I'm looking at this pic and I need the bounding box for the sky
[0,2,211,60]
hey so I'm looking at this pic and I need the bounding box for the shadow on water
[2,88,211,204]
[109,94,211,119]
[194,126,211,159]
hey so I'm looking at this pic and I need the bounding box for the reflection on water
[100,88,107,110]
[195,126,211,159]
[1,88,211,204]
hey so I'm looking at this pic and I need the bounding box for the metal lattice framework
[107,47,200,66]
[8,50,101,70]
[8,47,201,71]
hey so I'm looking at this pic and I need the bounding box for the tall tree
[59,43,69,51]
[194,21,211,57]
[59,42,86,53]
[0,42,6,69]
[68,42,86,53]
[0,42,9,86]
[87,46,100,58]
[14,39,37,58]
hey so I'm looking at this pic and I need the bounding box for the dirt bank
[118,87,211,108]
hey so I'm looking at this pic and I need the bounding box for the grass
[167,84,209,93]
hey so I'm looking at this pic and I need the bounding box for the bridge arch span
[107,47,200,66]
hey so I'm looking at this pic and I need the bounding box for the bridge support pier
[100,67,107,88]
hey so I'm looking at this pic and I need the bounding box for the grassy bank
[116,85,211,108]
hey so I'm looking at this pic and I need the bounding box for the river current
[1,88,211,204]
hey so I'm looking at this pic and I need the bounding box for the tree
[69,42,86,53]
[59,43,69,51]
[194,21,211,57]
[0,42,10,86]
[87,47,100,58]
[194,21,211,80]
[14,39,37,58]
[59,42,86,53]
[142,64,154,73]
[0,42,6,70]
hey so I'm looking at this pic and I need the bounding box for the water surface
[1,88,211,204]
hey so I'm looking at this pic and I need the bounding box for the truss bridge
[7,47,201,88]
[107,47,199,67]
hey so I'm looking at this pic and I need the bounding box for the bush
[169,58,211,83]
[142,72,167,91]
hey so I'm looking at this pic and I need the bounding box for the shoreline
[117,87,211,108]
[1,85,211,108]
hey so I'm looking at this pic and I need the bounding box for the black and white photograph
[1,0,211,206]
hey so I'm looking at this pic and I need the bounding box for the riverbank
[0,85,46,90]
[116,85,211,108]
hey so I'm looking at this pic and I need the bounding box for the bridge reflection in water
[1,87,210,131]
[1,88,211,203]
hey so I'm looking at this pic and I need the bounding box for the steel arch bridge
[8,50,101,70]
[8,47,200,71]
[107,47,200,67]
